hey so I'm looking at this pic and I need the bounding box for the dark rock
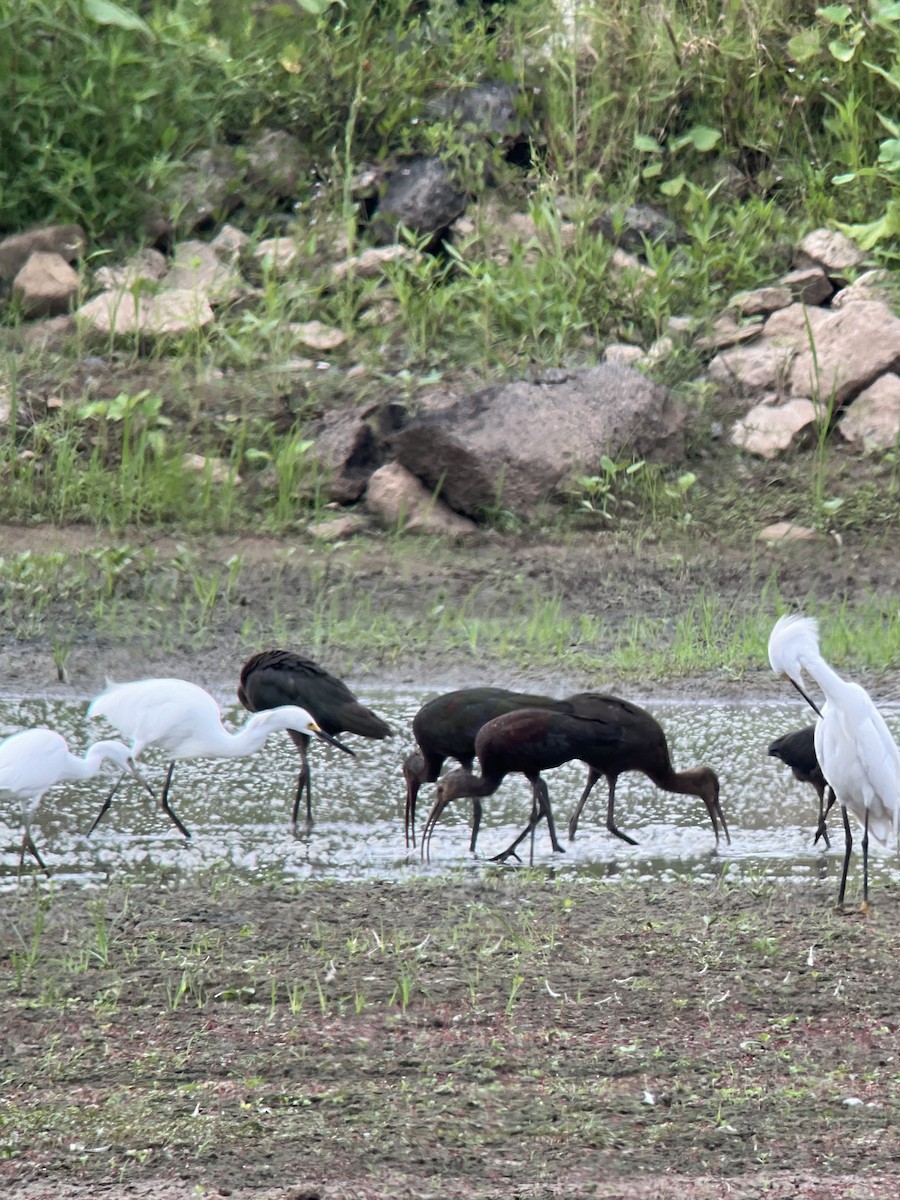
[370,157,466,246]
[594,204,684,254]
[424,81,522,143]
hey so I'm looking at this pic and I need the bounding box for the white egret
[0,728,150,875]
[87,677,355,838]
[768,614,900,910]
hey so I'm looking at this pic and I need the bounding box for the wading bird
[564,693,728,848]
[422,707,626,862]
[768,614,900,910]
[238,649,391,831]
[88,677,354,839]
[402,686,575,848]
[0,728,151,875]
[768,724,834,847]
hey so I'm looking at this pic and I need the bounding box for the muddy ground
[2,877,899,1200]
[2,522,900,1198]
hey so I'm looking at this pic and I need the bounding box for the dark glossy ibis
[768,614,900,910]
[423,707,625,862]
[238,649,391,831]
[403,686,576,848]
[768,724,834,847]
[89,676,351,838]
[563,693,728,847]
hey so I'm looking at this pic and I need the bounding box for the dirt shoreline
[2,877,899,1200]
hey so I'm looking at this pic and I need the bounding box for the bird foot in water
[490,847,523,865]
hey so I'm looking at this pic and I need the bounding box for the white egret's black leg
[837,805,852,909]
[19,828,50,877]
[88,770,127,834]
[860,810,871,913]
[160,761,191,839]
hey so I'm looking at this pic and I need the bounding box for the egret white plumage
[87,677,354,838]
[768,614,900,910]
[0,728,150,875]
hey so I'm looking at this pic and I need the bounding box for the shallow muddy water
[2,689,899,893]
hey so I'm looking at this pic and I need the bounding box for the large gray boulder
[390,364,686,517]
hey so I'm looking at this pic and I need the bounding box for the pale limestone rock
[838,373,900,453]
[308,514,369,541]
[729,286,791,317]
[795,228,866,275]
[731,397,818,458]
[365,462,478,536]
[165,239,243,303]
[291,321,346,352]
[790,301,900,405]
[708,341,796,397]
[779,267,833,307]
[93,248,168,291]
[604,344,644,367]
[210,224,250,262]
[181,454,241,484]
[758,522,823,544]
[253,236,301,275]
[694,314,763,353]
[332,245,414,281]
[763,303,833,341]
[12,251,80,317]
[0,224,85,280]
[830,268,892,310]
[77,288,214,338]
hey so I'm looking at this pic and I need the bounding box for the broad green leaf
[832,172,858,184]
[837,200,900,248]
[297,0,332,11]
[827,37,857,61]
[871,0,900,24]
[864,61,900,92]
[633,133,661,153]
[659,174,685,196]
[641,161,664,179]
[83,0,153,34]
[816,5,852,23]
[787,30,821,61]
[877,112,900,137]
[687,126,722,151]
[877,138,900,170]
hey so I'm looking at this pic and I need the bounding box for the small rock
[332,244,414,282]
[308,514,369,541]
[779,267,833,307]
[77,288,214,338]
[794,228,866,277]
[211,224,250,262]
[693,314,763,353]
[365,462,478,536]
[731,397,818,458]
[21,314,76,351]
[12,251,80,318]
[165,239,242,303]
[604,344,644,367]
[830,268,892,310]
[708,341,796,398]
[0,223,86,281]
[243,129,306,199]
[182,454,240,484]
[758,522,823,544]
[93,248,168,291]
[291,321,346,352]
[729,286,792,317]
[838,373,900,453]
[790,300,900,405]
[253,237,301,275]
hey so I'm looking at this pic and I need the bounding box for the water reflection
[2,690,899,892]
